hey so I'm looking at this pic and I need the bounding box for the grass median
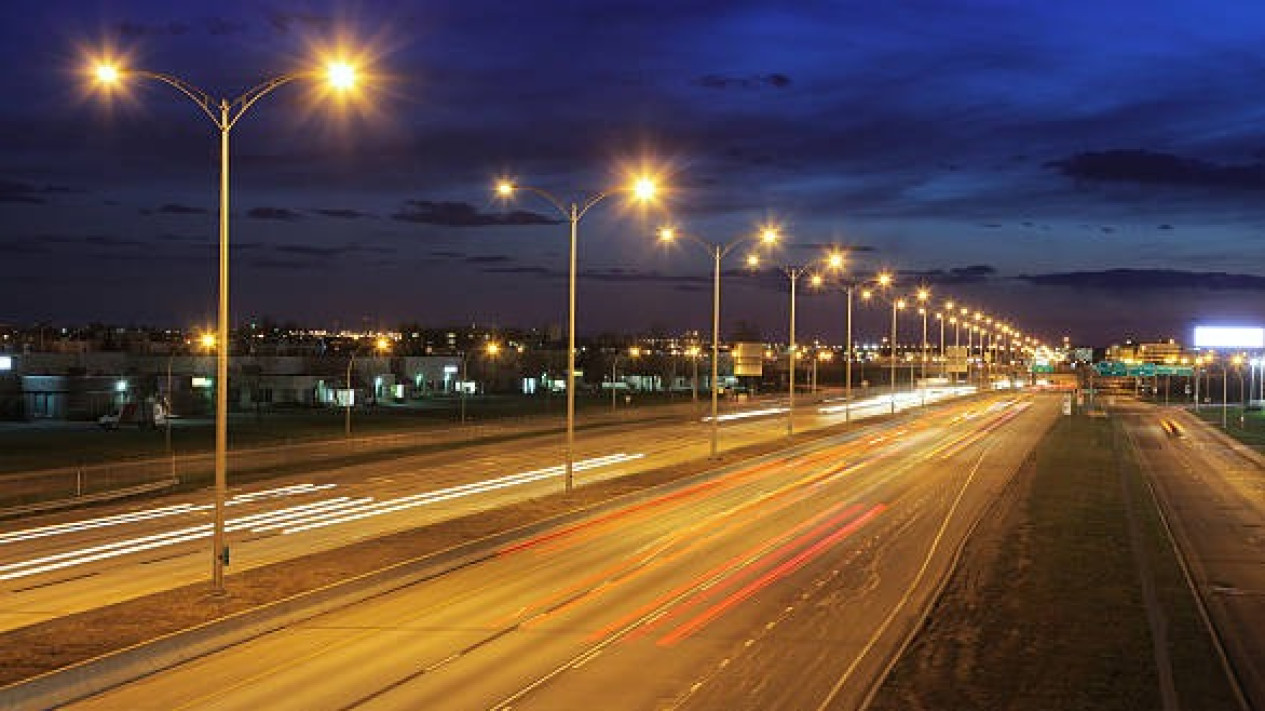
[870,413,1237,710]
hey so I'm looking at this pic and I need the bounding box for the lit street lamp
[346,337,391,437]
[777,263,816,437]
[862,276,904,413]
[90,55,361,593]
[658,226,778,457]
[462,341,501,424]
[497,176,659,492]
[821,256,889,422]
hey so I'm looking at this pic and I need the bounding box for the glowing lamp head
[746,253,761,268]
[896,299,907,309]
[657,228,675,242]
[632,177,656,201]
[95,63,121,84]
[486,342,501,356]
[199,333,217,349]
[810,274,824,288]
[877,272,893,287]
[496,181,515,196]
[326,61,356,90]
[374,337,390,352]
[826,252,845,270]
[917,288,930,301]
[760,228,779,244]
[861,289,873,300]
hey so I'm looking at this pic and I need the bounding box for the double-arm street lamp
[496,177,659,492]
[658,226,778,456]
[774,263,818,437]
[861,276,907,413]
[820,256,890,422]
[91,56,360,593]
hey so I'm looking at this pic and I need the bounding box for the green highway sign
[1093,362,1193,377]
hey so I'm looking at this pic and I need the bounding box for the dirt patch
[0,421,876,687]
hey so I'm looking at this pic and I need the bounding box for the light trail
[0,453,643,580]
[276,453,644,535]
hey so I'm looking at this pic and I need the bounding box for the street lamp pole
[90,60,359,594]
[499,178,658,492]
[891,298,900,413]
[658,227,777,458]
[781,265,816,436]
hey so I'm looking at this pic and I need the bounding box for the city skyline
[5,1,1265,344]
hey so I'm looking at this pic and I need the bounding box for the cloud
[157,233,207,243]
[248,258,318,271]
[84,235,148,248]
[429,250,465,259]
[1049,149,1265,190]
[0,238,51,256]
[695,74,793,90]
[247,207,303,221]
[583,268,709,287]
[272,244,396,260]
[483,265,556,277]
[0,179,72,204]
[116,21,191,38]
[790,243,878,254]
[267,11,334,33]
[312,208,373,219]
[391,200,560,227]
[1017,268,1265,291]
[203,17,247,35]
[149,203,209,216]
[898,265,998,285]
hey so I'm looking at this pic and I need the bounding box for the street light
[462,341,501,424]
[346,336,390,437]
[89,55,361,593]
[821,255,888,422]
[658,225,778,457]
[778,262,815,437]
[916,288,930,405]
[609,346,641,412]
[497,174,660,492]
[862,274,904,413]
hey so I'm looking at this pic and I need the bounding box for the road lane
[65,394,1057,710]
[0,386,992,632]
[1119,401,1265,709]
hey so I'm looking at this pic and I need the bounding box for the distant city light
[0,356,10,371]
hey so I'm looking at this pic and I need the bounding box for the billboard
[1193,326,1264,349]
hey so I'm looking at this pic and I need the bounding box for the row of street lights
[86,54,1041,594]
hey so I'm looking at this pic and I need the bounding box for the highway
[1118,401,1265,709]
[0,387,974,632]
[65,393,1058,710]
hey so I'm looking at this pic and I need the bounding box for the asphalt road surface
[66,394,1057,710]
[0,386,974,633]
[1118,400,1265,709]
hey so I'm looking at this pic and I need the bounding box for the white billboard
[1193,326,1265,349]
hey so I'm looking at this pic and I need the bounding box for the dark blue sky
[5,0,1265,345]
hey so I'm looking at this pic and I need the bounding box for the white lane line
[0,504,197,544]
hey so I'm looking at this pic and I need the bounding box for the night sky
[5,1,1265,346]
